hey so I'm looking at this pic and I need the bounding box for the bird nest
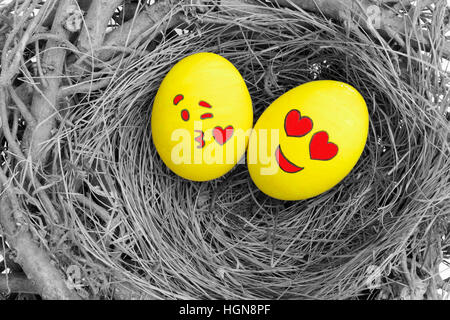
[17,3,449,299]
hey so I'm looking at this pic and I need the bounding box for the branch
[8,85,36,127]
[0,273,38,295]
[98,0,185,61]
[0,88,61,225]
[262,0,450,58]
[0,0,83,300]
[77,0,124,53]
[42,0,92,28]
[22,0,81,163]
[67,0,185,86]
[0,1,55,84]
[0,177,80,299]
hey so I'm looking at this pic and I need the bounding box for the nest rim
[43,3,450,299]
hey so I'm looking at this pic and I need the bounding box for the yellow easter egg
[151,52,253,181]
[247,80,369,200]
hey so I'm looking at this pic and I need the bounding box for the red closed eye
[199,101,212,108]
[173,94,184,105]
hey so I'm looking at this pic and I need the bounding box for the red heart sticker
[213,126,234,145]
[309,131,338,161]
[285,109,313,137]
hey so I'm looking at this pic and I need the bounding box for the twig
[74,193,111,222]
[27,32,80,52]
[0,0,57,85]
[59,77,113,97]
[99,0,185,61]
[1,82,60,225]
[68,0,185,77]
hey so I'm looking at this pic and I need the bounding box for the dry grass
[23,3,450,299]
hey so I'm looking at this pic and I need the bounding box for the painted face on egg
[247,80,369,201]
[151,52,253,182]
[170,94,233,149]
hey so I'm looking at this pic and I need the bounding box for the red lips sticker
[285,109,313,137]
[213,126,234,145]
[309,131,338,161]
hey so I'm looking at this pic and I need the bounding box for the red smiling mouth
[275,145,304,173]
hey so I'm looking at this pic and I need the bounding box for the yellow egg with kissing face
[247,80,369,200]
[151,52,253,181]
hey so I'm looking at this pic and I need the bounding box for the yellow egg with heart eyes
[151,52,253,181]
[247,80,369,201]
